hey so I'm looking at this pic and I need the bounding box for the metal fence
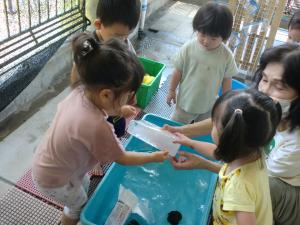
[0,0,88,76]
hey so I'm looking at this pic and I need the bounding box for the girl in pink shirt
[32,33,168,225]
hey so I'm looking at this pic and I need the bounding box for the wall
[0,38,73,127]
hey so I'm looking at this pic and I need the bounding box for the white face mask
[273,97,297,119]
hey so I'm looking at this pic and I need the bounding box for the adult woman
[166,44,300,225]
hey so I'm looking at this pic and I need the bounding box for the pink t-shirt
[32,87,125,188]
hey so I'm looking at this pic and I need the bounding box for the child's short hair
[96,0,141,30]
[288,9,300,30]
[212,89,281,163]
[192,2,233,40]
[253,44,300,131]
[72,32,143,98]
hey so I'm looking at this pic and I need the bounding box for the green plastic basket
[136,57,166,108]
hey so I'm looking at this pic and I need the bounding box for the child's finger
[162,150,169,154]
[178,151,190,159]
[174,132,184,137]
[171,159,190,169]
[167,98,171,106]
[161,124,168,130]
[171,156,178,162]
[160,150,170,158]
[162,124,173,131]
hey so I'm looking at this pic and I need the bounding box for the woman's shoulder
[275,127,300,146]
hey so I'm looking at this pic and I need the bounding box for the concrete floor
[0,0,288,197]
[0,88,70,195]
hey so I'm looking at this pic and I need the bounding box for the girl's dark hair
[212,89,281,163]
[96,0,141,30]
[71,32,144,98]
[192,2,233,40]
[288,9,300,30]
[253,44,300,130]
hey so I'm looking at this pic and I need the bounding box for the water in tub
[120,144,212,225]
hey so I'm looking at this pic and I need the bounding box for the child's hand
[171,151,207,170]
[173,132,192,147]
[151,150,169,162]
[167,90,176,106]
[121,105,137,118]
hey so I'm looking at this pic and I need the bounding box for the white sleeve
[267,138,300,177]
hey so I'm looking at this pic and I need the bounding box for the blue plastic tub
[81,114,218,225]
[218,78,248,96]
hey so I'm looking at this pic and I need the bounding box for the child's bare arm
[174,133,217,160]
[115,150,169,165]
[236,211,256,225]
[167,69,182,106]
[222,77,232,94]
[171,151,221,173]
[189,140,217,159]
[70,63,81,88]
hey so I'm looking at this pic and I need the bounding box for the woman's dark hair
[212,89,281,163]
[281,49,300,130]
[192,2,233,40]
[253,43,300,130]
[71,32,144,98]
[288,9,300,30]
[96,0,141,30]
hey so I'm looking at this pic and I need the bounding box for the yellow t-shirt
[213,158,272,225]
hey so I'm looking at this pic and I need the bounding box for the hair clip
[234,108,243,114]
[80,40,93,57]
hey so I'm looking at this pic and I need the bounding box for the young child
[167,2,238,124]
[93,0,139,51]
[71,0,141,137]
[287,9,300,43]
[32,33,169,225]
[173,89,281,225]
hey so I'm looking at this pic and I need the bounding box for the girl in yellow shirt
[173,89,281,225]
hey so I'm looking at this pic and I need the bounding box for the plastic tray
[81,114,217,225]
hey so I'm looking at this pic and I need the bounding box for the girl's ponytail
[70,32,144,97]
[215,109,246,163]
[72,32,99,65]
[212,89,281,163]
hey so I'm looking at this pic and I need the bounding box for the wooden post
[266,0,287,48]
[228,0,287,75]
